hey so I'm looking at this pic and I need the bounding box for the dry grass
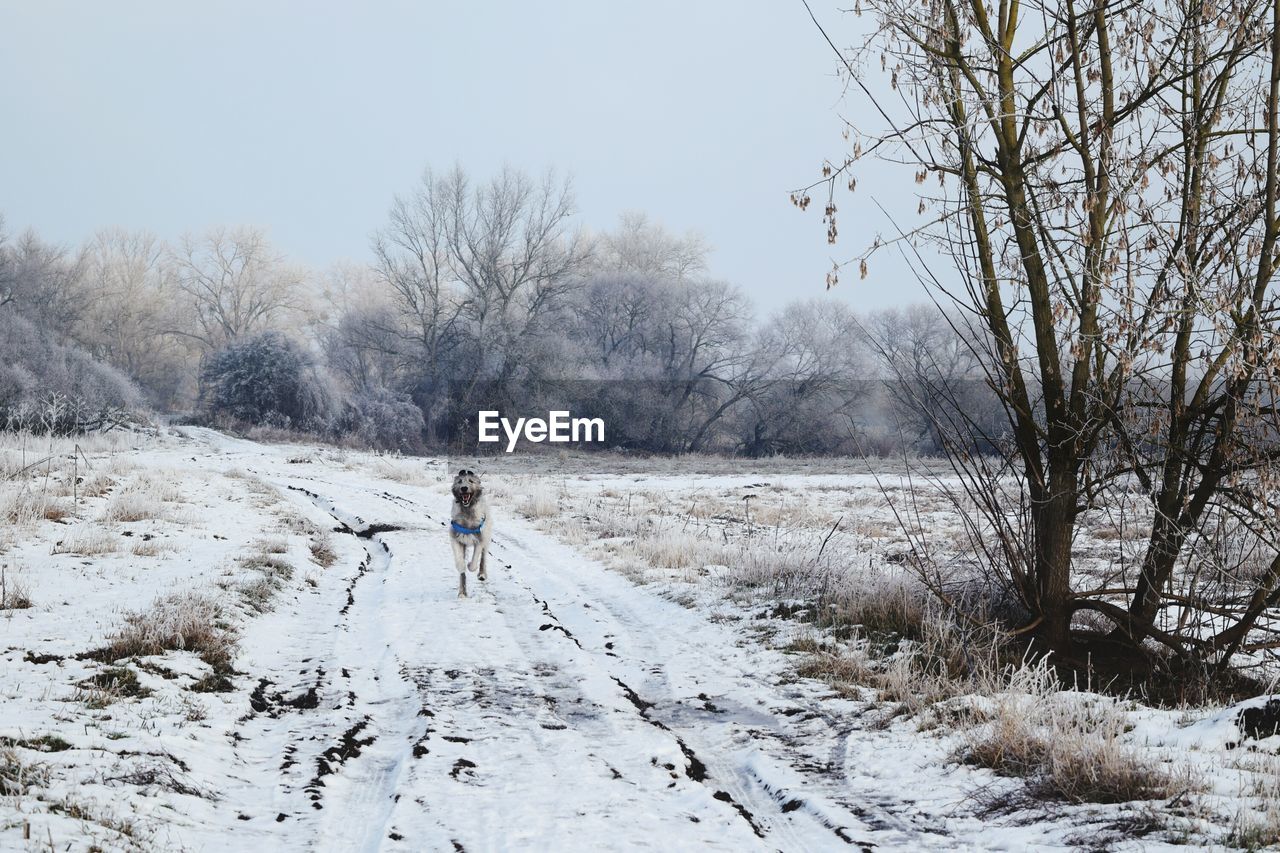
[0,565,32,610]
[78,473,116,498]
[223,468,276,498]
[309,537,337,567]
[1222,753,1280,850]
[728,540,932,636]
[0,428,133,458]
[45,797,146,845]
[790,603,1017,714]
[237,577,278,613]
[239,552,293,581]
[519,483,561,519]
[1230,805,1280,851]
[278,513,337,568]
[633,528,723,570]
[371,456,430,485]
[130,537,176,557]
[0,434,138,538]
[100,488,164,523]
[135,471,183,503]
[0,489,60,527]
[793,638,877,697]
[0,746,48,796]
[75,666,153,707]
[957,671,1194,807]
[256,535,289,555]
[51,524,120,556]
[95,591,237,672]
[744,500,838,531]
[231,543,296,612]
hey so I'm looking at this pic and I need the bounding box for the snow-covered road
[178,429,912,852]
[12,428,1231,851]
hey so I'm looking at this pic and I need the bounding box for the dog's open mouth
[460,493,473,506]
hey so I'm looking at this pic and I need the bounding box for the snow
[0,428,1273,850]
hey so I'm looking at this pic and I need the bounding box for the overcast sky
[0,1,925,313]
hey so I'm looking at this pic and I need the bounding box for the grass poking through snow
[93,591,237,673]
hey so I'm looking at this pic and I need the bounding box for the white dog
[450,468,492,598]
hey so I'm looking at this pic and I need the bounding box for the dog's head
[452,469,482,508]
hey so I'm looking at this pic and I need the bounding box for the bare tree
[80,228,195,406]
[169,226,304,351]
[372,175,469,393]
[442,166,589,389]
[0,216,11,309]
[2,229,87,337]
[594,212,709,283]
[802,0,1280,670]
[573,271,669,370]
[314,262,405,393]
[662,280,762,452]
[860,305,994,453]
[738,299,872,455]
[372,166,590,439]
[565,220,760,452]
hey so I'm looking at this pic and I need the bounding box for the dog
[450,468,492,598]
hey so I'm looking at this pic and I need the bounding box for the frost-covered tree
[2,229,87,339]
[372,165,590,442]
[859,305,998,454]
[80,228,195,408]
[594,212,709,283]
[341,387,426,452]
[735,299,872,456]
[566,229,760,452]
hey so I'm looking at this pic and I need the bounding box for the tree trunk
[1034,478,1077,658]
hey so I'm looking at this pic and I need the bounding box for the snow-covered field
[2,429,1280,851]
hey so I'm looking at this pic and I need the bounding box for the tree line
[0,167,998,455]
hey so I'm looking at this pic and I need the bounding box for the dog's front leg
[452,539,469,598]
[477,546,488,582]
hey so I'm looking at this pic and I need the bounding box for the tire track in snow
[240,455,911,849]
[309,485,780,848]
[520,581,770,840]
[264,480,422,851]
[315,478,877,849]
[492,525,892,850]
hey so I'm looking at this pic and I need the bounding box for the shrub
[343,387,425,452]
[200,331,337,431]
[0,309,144,433]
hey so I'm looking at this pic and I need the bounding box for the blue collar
[451,518,485,535]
